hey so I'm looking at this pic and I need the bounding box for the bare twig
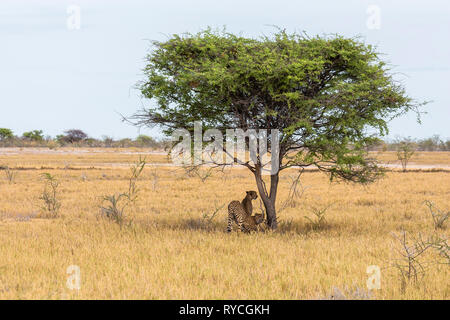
[39,173,61,218]
[389,231,447,291]
[279,168,310,213]
[202,202,225,222]
[3,166,16,184]
[424,200,449,230]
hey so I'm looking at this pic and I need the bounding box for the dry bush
[2,166,17,184]
[279,169,310,212]
[389,231,448,292]
[148,165,160,191]
[182,165,214,183]
[424,200,449,229]
[39,173,61,218]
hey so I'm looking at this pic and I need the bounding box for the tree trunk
[253,166,279,230]
[264,198,277,229]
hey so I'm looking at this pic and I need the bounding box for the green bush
[23,130,44,141]
[0,128,14,141]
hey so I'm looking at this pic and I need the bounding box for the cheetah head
[246,190,258,200]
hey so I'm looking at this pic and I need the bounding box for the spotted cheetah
[227,191,264,233]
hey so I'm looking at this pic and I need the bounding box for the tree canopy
[22,130,44,141]
[63,129,88,143]
[131,29,423,228]
[0,128,13,141]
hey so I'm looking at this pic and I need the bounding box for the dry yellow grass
[0,147,168,169]
[0,149,449,299]
[372,151,450,166]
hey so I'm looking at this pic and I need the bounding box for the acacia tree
[0,128,14,141]
[395,138,417,172]
[130,29,422,229]
[63,129,88,143]
[23,130,44,141]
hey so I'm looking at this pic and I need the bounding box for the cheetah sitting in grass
[227,191,264,233]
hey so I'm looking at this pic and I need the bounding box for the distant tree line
[0,128,169,149]
[0,127,449,151]
[368,135,450,152]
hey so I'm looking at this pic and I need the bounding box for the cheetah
[227,191,264,233]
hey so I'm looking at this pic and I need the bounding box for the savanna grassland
[0,148,449,299]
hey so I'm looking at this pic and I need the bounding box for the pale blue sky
[1,0,449,140]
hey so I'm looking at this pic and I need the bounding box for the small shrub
[100,194,127,225]
[304,204,332,230]
[39,173,61,218]
[46,140,59,150]
[100,157,146,224]
[424,200,449,229]
[4,166,16,184]
[124,156,146,203]
[430,235,449,265]
[277,217,294,233]
[389,231,447,292]
[135,134,157,147]
[0,128,14,141]
[395,139,416,172]
[149,166,159,191]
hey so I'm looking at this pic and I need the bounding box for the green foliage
[417,135,443,151]
[55,135,66,144]
[375,135,450,152]
[23,130,44,141]
[396,138,417,172]
[132,28,423,184]
[135,134,157,147]
[100,194,127,225]
[100,157,147,224]
[0,128,13,141]
[304,204,332,230]
[117,138,133,147]
[125,156,147,203]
